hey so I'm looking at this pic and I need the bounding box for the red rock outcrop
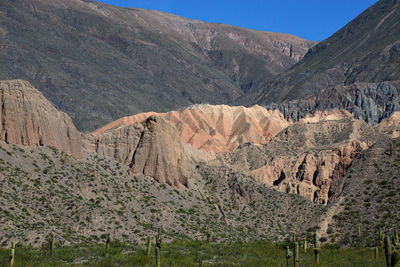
[93,104,290,153]
[0,80,82,157]
[249,141,368,203]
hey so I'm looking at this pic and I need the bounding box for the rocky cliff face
[87,116,206,188]
[0,79,202,189]
[219,118,378,204]
[266,80,400,125]
[93,104,291,153]
[0,80,82,157]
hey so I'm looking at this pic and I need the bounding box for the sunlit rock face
[0,80,83,158]
[93,104,291,153]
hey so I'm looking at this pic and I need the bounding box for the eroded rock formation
[0,80,82,157]
[93,104,291,153]
[249,141,368,204]
[266,81,400,125]
[87,116,206,188]
[219,118,377,204]
[1,79,397,201]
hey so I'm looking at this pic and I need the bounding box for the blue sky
[96,0,379,41]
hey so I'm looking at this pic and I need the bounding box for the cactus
[380,229,385,247]
[303,238,307,252]
[146,236,152,257]
[155,246,161,267]
[206,230,211,243]
[49,233,55,256]
[105,233,111,257]
[392,250,400,267]
[385,235,393,267]
[9,241,15,267]
[293,242,299,267]
[394,230,399,248]
[313,232,321,264]
[358,226,362,238]
[292,232,296,243]
[285,246,292,267]
[375,246,379,259]
[156,228,162,249]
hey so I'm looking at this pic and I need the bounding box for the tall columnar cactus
[394,230,399,248]
[146,236,152,257]
[156,228,162,250]
[9,241,15,267]
[49,233,55,256]
[380,229,385,247]
[392,250,400,267]
[384,235,400,267]
[156,247,161,267]
[303,238,307,252]
[293,242,299,267]
[292,232,296,243]
[375,246,379,259]
[105,233,111,257]
[313,232,321,264]
[358,226,362,238]
[285,246,292,267]
[385,235,393,267]
[206,230,211,243]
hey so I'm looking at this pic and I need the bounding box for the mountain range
[0,0,399,249]
[246,0,400,123]
[0,0,314,131]
[1,79,399,247]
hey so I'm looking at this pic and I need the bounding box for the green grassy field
[0,240,387,267]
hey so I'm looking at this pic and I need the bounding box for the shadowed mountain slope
[0,0,314,131]
[319,136,400,246]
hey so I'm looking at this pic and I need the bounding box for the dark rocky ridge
[266,80,400,124]
[0,0,314,131]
